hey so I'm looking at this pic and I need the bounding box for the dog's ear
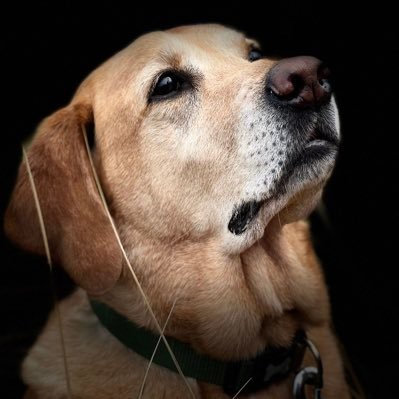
[4,103,122,295]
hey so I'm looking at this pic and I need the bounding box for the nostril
[289,74,305,98]
[318,78,331,91]
[268,74,304,101]
[317,65,331,86]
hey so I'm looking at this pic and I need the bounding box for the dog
[5,24,351,398]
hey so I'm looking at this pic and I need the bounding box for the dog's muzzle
[228,56,339,236]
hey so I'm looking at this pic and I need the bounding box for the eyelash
[149,70,196,102]
[248,49,263,62]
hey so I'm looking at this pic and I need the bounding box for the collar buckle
[293,334,324,399]
[223,331,307,396]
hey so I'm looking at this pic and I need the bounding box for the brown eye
[248,49,263,62]
[150,72,184,99]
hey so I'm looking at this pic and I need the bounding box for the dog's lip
[254,134,338,222]
[228,200,265,235]
[306,127,340,147]
[282,134,338,181]
[304,138,339,151]
[292,126,339,169]
[302,134,339,161]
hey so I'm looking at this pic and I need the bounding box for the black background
[1,1,398,398]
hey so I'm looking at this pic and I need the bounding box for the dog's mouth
[305,126,339,149]
[289,126,339,172]
[228,200,265,235]
[228,128,339,235]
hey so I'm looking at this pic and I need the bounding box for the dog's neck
[98,220,330,361]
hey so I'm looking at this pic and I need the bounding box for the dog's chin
[268,187,323,230]
[254,185,324,241]
[228,138,337,248]
[228,190,322,237]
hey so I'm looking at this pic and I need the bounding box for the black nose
[266,56,332,109]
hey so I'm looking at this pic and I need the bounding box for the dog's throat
[228,200,264,235]
[90,300,309,396]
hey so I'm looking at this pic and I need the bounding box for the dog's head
[85,24,339,254]
[5,24,339,355]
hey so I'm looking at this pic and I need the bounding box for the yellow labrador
[5,24,350,398]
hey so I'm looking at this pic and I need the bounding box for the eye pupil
[151,73,181,99]
[249,49,263,62]
[158,76,175,94]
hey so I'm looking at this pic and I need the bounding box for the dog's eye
[150,72,184,100]
[248,49,263,62]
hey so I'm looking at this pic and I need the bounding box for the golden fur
[5,24,350,398]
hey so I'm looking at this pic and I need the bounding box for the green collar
[90,300,307,395]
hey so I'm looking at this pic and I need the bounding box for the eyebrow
[154,49,204,80]
[245,38,262,49]
[158,50,183,70]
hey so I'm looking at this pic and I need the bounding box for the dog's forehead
[129,24,253,65]
[76,24,259,111]
[166,24,249,49]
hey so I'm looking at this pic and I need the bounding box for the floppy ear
[4,103,123,295]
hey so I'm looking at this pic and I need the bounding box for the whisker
[22,146,73,399]
[137,299,177,399]
[231,377,252,399]
[277,212,282,228]
[81,127,197,399]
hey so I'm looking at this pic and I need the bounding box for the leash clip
[293,335,324,399]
